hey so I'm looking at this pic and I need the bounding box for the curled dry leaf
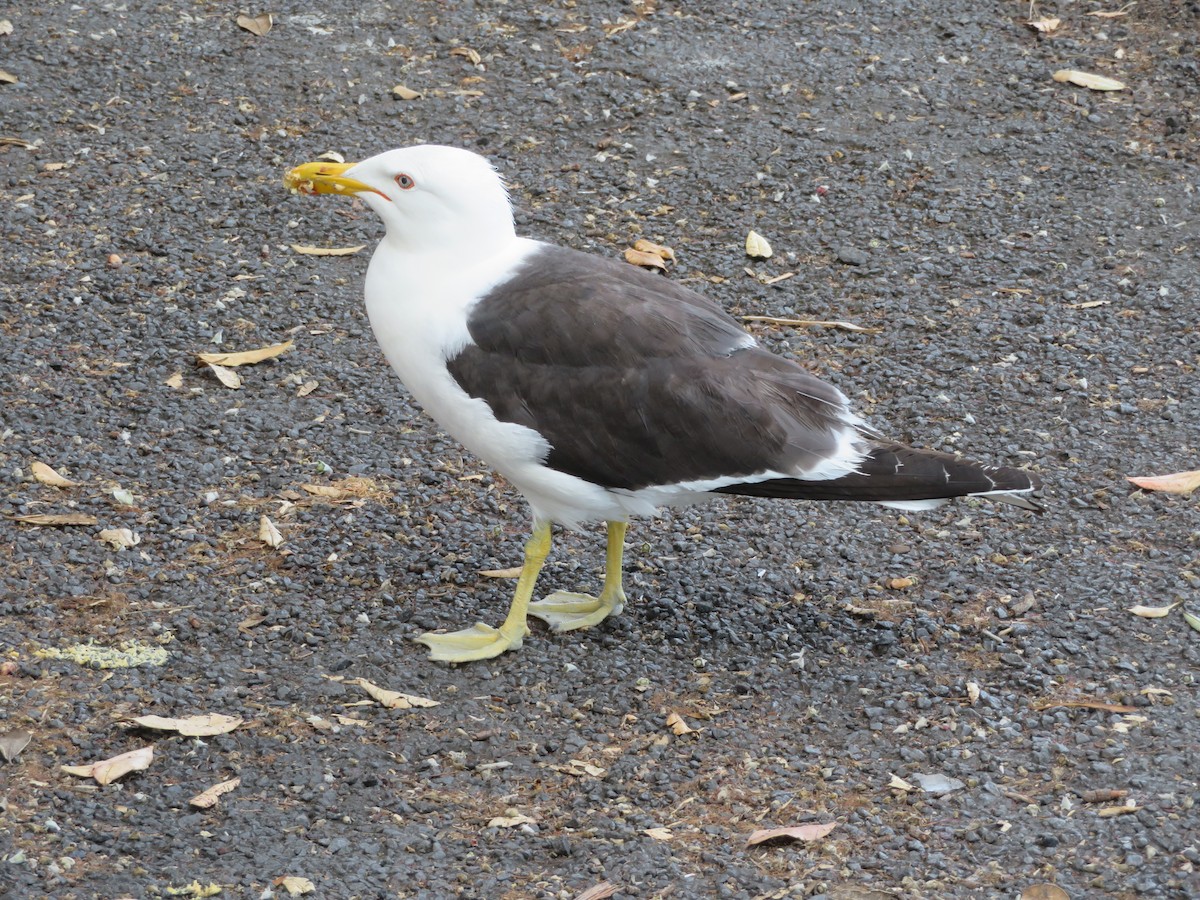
[1128,603,1179,618]
[98,528,140,550]
[131,714,243,736]
[190,775,241,808]
[290,243,366,256]
[1126,469,1200,495]
[236,12,273,36]
[745,230,773,259]
[746,821,837,847]
[297,380,319,397]
[632,238,676,262]
[61,744,154,785]
[0,730,32,762]
[31,461,78,487]
[487,813,536,828]
[1097,801,1139,817]
[665,712,696,735]
[197,340,294,367]
[205,362,242,389]
[623,247,667,270]
[274,876,316,896]
[259,515,284,549]
[1026,17,1061,33]
[393,84,422,100]
[480,566,523,578]
[347,677,440,709]
[450,46,482,65]
[14,513,98,527]
[1020,886,1070,900]
[1052,69,1127,91]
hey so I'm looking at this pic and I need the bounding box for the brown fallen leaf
[1126,469,1200,495]
[190,776,242,808]
[14,513,98,527]
[238,612,267,633]
[746,821,837,847]
[1080,788,1129,804]
[98,528,140,550]
[259,515,284,549]
[197,340,294,367]
[205,362,242,389]
[290,243,367,257]
[886,576,915,590]
[62,744,154,785]
[450,46,482,65]
[480,566,523,578]
[297,380,319,397]
[274,876,316,896]
[236,12,272,36]
[31,461,78,487]
[632,238,676,262]
[130,714,243,736]
[346,677,440,709]
[392,85,422,100]
[1097,801,1138,817]
[0,730,32,762]
[1026,17,1061,33]
[624,247,667,270]
[1052,69,1127,92]
[1020,886,1070,900]
[665,712,696,736]
[745,230,773,259]
[741,315,881,334]
[573,883,619,900]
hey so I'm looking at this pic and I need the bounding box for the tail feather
[715,442,1042,510]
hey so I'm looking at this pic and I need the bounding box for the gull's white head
[285,144,516,254]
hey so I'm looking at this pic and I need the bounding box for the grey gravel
[2,1,1200,899]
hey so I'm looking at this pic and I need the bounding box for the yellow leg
[414,522,551,662]
[528,520,627,632]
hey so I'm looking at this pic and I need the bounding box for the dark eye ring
[395,173,416,190]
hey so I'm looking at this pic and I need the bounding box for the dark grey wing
[447,245,854,490]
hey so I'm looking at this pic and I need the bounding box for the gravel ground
[2,1,1199,898]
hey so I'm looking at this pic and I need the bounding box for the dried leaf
[205,362,242,388]
[274,876,316,896]
[197,340,294,367]
[31,461,78,487]
[236,12,273,36]
[259,515,284,548]
[487,813,536,828]
[98,528,140,550]
[450,46,482,65]
[1052,69,1127,91]
[912,772,965,794]
[14,513,98,526]
[164,372,184,389]
[1033,698,1138,713]
[1128,603,1179,618]
[665,712,696,735]
[886,576,915,590]
[347,677,440,709]
[1087,5,1135,17]
[297,380,319,397]
[624,247,667,270]
[746,822,837,847]
[131,714,243,736]
[392,84,422,100]
[62,744,154,785]
[1182,610,1200,634]
[289,243,366,257]
[0,730,32,762]
[0,19,13,35]
[300,483,347,499]
[1020,886,1070,900]
[0,70,17,85]
[1080,788,1129,804]
[190,776,241,809]
[238,612,267,633]
[573,883,619,900]
[1126,469,1200,495]
[1026,17,1061,33]
[112,487,136,506]
[745,230,773,259]
[888,774,915,791]
[644,827,673,840]
[480,566,523,578]
[1097,801,1138,817]
[742,315,881,334]
[632,238,676,262]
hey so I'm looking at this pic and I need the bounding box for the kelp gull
[284,145,1041,662]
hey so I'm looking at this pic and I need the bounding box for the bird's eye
[394,173,416,190]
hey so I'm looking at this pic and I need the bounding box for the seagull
[284,145,1041,663]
